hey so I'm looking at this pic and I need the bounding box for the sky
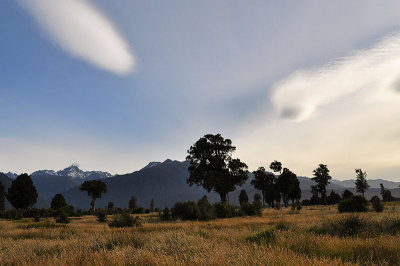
[1,0,400,180]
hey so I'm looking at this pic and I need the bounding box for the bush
[96,209,107,222]
[371,196,384,213]
[246,228,276,245]
[240,201,262,216]
[33,214,41,222]
[214,202,236,218]
[197,196,216,221]
[338,195,368,213]
[108,213,141,228]
[56,212,70,224]
[160,207,171,221]
[171,201,200,220]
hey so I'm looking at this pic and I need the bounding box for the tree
[327,190,341,205]
[80,180,107,214]
[276,168,299,207]
[380,184,395,202]
[341,189,353,200]
[150,198,154,212]
[7,173,38,210]
[0,182,5,212]
[269,160,282,174]
[311,164,332,204]
[107,202,114,210]
[186,134,248,205]
[253,193,262,203]
[51,193,67,210]
[129,196,137,210]
[355,169,369,197]
[239,189,249,206]
[251,167,275,207]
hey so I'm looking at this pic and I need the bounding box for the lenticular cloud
[271,33,400,121]
[19,0,134,75]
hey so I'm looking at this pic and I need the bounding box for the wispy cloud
[19,0,134,75]
[271,33,400,121]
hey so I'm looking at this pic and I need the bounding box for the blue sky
[2,1,400,180]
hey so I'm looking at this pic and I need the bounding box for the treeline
[0,133,397,223]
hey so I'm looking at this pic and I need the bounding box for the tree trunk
[90,198,95,214]
[220,193,228,206]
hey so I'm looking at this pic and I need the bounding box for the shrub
[160,207,171,221]
[56,212,70,224]
[197,196,216,221]
[33,214,41,222]
[338,195,368,213]
[108,213,141,228]
[171,201,200,220]
[240,201,262,216]
[214,202,236,218]
[370,196,384,212]
[96,209,107,223]
[246,228,276,245]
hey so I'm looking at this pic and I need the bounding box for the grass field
[1,204,400,265]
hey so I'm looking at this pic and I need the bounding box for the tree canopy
[80,180,107,213]
[7,173,38,209]
[186,134,248,205]
[51,193,67,210]
[312,164,332,204]
[251,167,275,207]
[355,169,369,196]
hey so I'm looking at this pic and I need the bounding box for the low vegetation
[0,205,399,265]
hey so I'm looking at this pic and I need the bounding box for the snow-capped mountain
[141,161,161,171]
[31,164,113,180]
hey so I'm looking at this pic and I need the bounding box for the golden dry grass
[0,205,399,265]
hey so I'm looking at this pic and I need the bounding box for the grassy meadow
[1,203,400,265]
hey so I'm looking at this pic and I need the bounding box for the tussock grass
[0,206,399,265]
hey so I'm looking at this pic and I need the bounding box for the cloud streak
[19,0,134,75]
[271,33,400,121]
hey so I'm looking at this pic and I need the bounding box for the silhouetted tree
[251,167,275,207]
[380,183,395,202]
[312,164,332,204]
[0,182,5,212]
[269,160,282,174]
[289,177,301,205]
[277,168,299,207]
[239,189,249,206]
[327,190,341,205]
[355,169,369,197]
[150,198,154,212]
[51,193,67,210]
[341,189,353,200]
[108,202,114,210]
[129,196,137,211]
[80,180,107,214]
[253,193,262,203]
[7,173,38,210]
[186,134,248,205]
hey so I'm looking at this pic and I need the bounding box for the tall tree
[355,169,369,197]
[129,196,137,210]
[239,189,249,206]
[251,167,275,207]
[7,173,38,210]
[277,168,299,207]
[0,182,5,212]
[269,160,282,174]
[51,193,67,210]
[380,183,395,202]
[312,164,332,204]
[186,134,248,205]
[80,180,107,214]
[150,198,154,212]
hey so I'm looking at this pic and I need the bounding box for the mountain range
[1,160,400,210]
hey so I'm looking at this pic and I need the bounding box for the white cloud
[271,33,400,121]
[19,0,134,75]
